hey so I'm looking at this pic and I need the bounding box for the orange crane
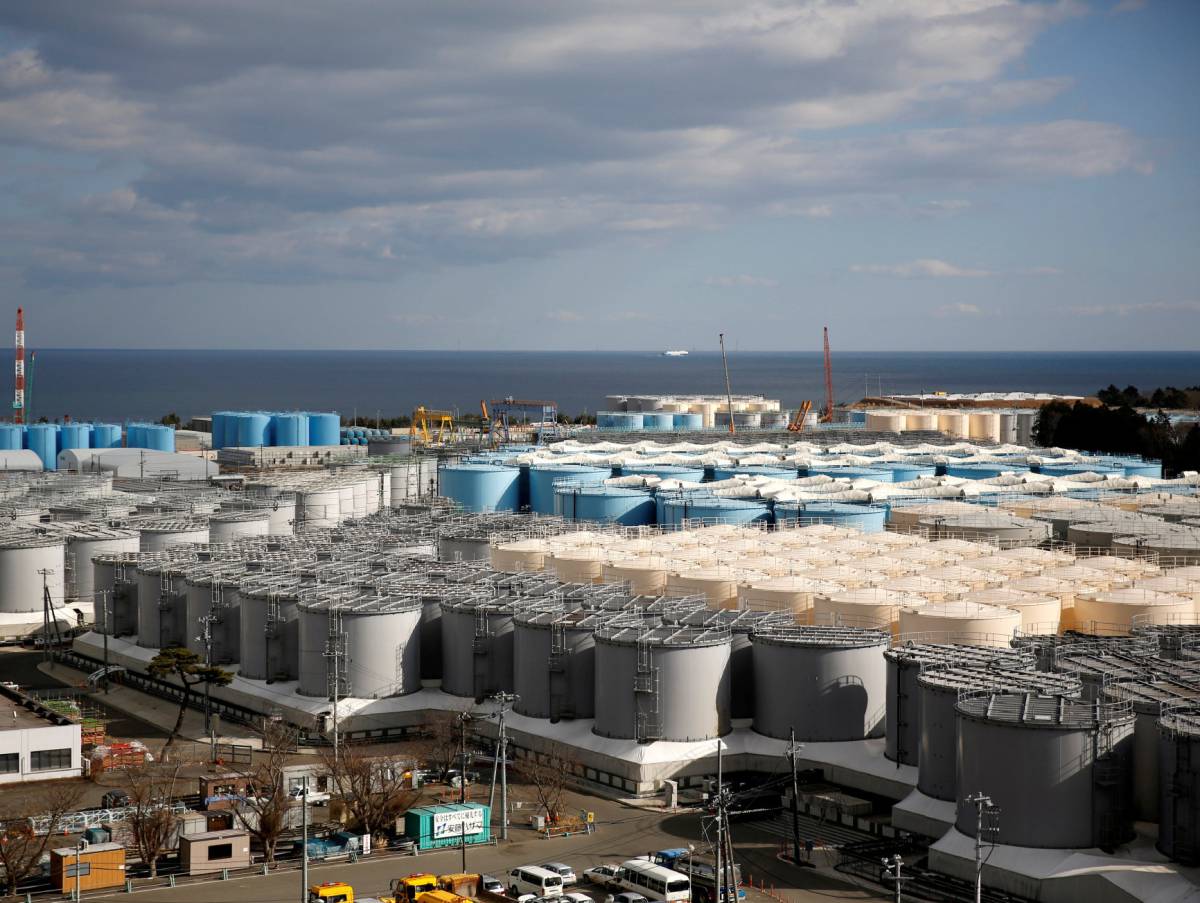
[787,399,813,432]
[821,326,834,423]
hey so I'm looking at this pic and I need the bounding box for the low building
[179,829,252,875]
[0,687,82,784]
[49,843,126,894]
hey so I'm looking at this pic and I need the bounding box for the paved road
[84,792,887,903]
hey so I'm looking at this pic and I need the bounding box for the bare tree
[124,762,186,878]
[422,710,461,778]
[0,783,84,897]
[515,742,579,823]
[233,719,298,865]
[319,744,424,844]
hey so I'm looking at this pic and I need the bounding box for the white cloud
[545,309,584,322]
[704,274,779,288]
[935,303,985,316]
[1070,301,1200,316]
[851,259,992,278]
[1022,266,1063,276]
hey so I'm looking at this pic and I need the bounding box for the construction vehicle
[309,882,355,903]
[436,874,480,896]
[417,891,473,903]
[787,400,813,433]
[388,873,438,902]
[410,407,456,445]
[821,326,834,423]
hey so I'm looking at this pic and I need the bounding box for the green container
[404,803,490,850]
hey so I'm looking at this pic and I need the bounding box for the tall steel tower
[13,307,25,424]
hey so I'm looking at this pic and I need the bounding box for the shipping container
[179,829,252,875]
[50,843,126,893]
[403,803,490,851]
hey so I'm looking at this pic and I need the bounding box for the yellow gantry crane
[410,406,456,445]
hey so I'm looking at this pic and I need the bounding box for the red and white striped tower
[13,307,25,424]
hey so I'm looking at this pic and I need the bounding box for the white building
[0,690,83,785]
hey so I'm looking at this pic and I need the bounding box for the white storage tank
[208,510,271,543]
[63,526,138,607]
[752,624,889,741]
[937,411,970,439]
[0,534,66,614]
[897,601,1022,647]
[593,623,731,742]
[237,577,304,682]
[813,588,927,633]
[967,412,1000,441]
[298,487,342,531]
[139,520,209,553]
[1073,588,1193,633]
[297,593,423,699]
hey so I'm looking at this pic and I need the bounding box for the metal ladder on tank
[1167,731,1195,863]
[472,610,492,698]
[548,621,571,719]
[1091,713,1130,848]
[633,637,661,743]
[324,605,347,702]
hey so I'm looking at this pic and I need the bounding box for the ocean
[18,349,1200,423]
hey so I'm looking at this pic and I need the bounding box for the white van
[508,865,564,898]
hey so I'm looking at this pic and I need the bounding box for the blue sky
[0,0,1196,351]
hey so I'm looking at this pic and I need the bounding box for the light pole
[786,728,804,865]
[74,840,85,903]
[881,854,902,903]
[300,776,309,903]
[490,692,518,841]
[966,792,999,903]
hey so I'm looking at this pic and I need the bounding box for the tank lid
[752,624,890,648]
[299,592,422,615]
[957,691,1131,727]
[919,665,1080,696]
[1104,678,1200,711]
[595,622,731,647]
[884,642,1034,670]
[138,519,209,533]
[210,510,271,523]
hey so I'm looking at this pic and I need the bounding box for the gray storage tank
[513,605,611,720]
[297,592,423,699]
[1104,679,1200,823]
[752,624,889,742]
[955,692,1135,849]
[679,608,777,722]
[593,623,731,742]
[883,643,1035,766]
[917,667,1081,802]
[237,577,304,682]
[183,562,247,665]
[440,596,520,699]
[92,551,142,637]
[1157,703,1200,864]
[136,558,195,648]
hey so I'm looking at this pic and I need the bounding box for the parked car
[481,876,506,896]
[290,786,331,804]
[100,790,129,808]
[562,893,593,903]
[583,866,620,889]
[613,894,647,903]
[542,863,577,886]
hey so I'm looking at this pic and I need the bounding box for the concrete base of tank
[0,602,93,639]
[74,631,916,801]
[890,788,956,839]
[929,827,1200,903]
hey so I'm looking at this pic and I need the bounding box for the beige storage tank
[667,567,769,608]
[602,557,680,595]
[996,546,1076,568]
[968,412,1000,441]
[806,565,880,589]
[904,412,939,431]
[490,538,549,573]
[1073,588,1193,633]
[1077,554,1159,580]
[1135,575,1200,606]
[548,548,609,583]
[925,538,994,559]
[880,575,970,603]
[889,501,980,531]
[969,555,1045,579]
[866,412,905,432]
[922,565,1004,591]
[738,577,845,618]
[1008,575,1095,632]
[897,600,1022,647]
[1043,563,1124,591]
[938,411,970,438]
[854,556,920,579]
[962,589,1061,633]
[813,588,927,633]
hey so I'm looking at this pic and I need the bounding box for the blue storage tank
[211,411,233,449]
[641,413,675,431]
[125,423,144,448]
[236,412,271,447]
[270,413,309,447]
[1117,459,1163,479]
[58,423,92,451]
[143,424,176,452]
[439,463,520,513]
[662,495,772,527]
[672,413,704,431]
[25,424,58,470]
[556,486,655,525]
[597,411,644,431]
[944,462,1028,480]
[91,423,121,449]
[623,464,707,483]
[0,425,23,451]
[805,465,893,482]
[713,465,797,481]
[308,413,341,446]
[1034,461,1123,477]
[776,501,886,533]
[528,464,611,514]
[884,464,937,482]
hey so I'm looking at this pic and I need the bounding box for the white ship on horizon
[662,349,689,357]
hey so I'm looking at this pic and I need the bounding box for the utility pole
[714,742,723,903]
[881,854,902,903]
[300,775,309,902]
[99,591,110,694]
[719,334,735,436]
[489,691,518,841]
[787,728,803,865]
[966,792,998,903]
[74,840,83,903]
[38,568,54,665]
[457,710,474,873]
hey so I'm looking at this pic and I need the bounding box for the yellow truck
[388,873,438,902]
[309,882,355,903]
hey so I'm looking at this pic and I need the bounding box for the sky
[0,0,1197,351]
